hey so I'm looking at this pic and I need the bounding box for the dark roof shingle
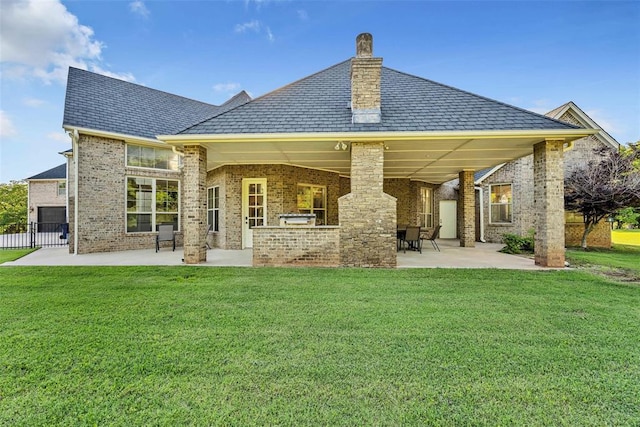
[63,67,222,139]
[179,60,581,135]
[28,163,66,180]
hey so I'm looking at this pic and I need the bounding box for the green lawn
[0,248,38,264]
[612,229,640,246]
[566,244,640,277]
[1,267,639,425]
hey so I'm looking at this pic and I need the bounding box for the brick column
[339,142,396,267]
[183,145,207,264]
[459,170,475,247]
[534,139,565,267]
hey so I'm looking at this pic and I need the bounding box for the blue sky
[1,0,639,183]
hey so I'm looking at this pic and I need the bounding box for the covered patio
[4,240,546,270]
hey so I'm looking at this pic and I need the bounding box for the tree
[614,207,640,229]
[0,180,28,226]
[564,145,640,249]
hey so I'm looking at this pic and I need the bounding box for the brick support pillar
[459,170,475,247]
[534,139,565,267]
[183,145,207,264]
[339,142,396,267]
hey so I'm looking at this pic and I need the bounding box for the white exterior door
[439,200,457,239]
[242,178,267,249]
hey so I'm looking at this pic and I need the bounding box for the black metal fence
[0,222,68,249]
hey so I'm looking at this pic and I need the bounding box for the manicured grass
[566,244,640,276]
[612,229,640,246]
[0,248,38,264]
[1,267,639,425]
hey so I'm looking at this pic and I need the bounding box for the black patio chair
[403,226,422,253]
[156,224,175,252]
[426,225,441,252]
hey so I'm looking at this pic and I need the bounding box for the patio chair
[156,224,175,252]
[402,226,422,253]
[426,225,441,252]
[205,224,212,250]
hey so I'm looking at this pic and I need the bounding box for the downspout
[475,186,486,242]
[69,129,79,255]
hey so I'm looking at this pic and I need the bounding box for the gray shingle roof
[28,163,66,180]
[63,67,222,139]
[180,60,581,135]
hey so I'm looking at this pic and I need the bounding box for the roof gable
[545,101,619,149]
[28,163,66,180]
[179,60,582,135]
[63,67,222,139]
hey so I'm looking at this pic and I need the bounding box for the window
[207,186,220,231]
[419,187,434,228]
[297,184,326,225]
[58,181,66,197]
[126,144,180,171]
[490,184,512,223]
[127,177,179,232]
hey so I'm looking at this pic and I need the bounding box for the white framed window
[58,181,66,197]
[126,177,180,233]
[297,184,326,225]
[126,144,180,171]
[419,187,434,228]
[207,186,220,232]
[490,184,512,223]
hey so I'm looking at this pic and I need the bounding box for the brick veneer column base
[339,142,396,268]
[459,170,475,247]
[183,145,207,264]
[534,140,565,267]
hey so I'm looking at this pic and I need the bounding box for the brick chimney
[351,33,382,124]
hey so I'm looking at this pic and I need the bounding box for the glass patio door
[241,178,267,248]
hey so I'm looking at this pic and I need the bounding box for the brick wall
[28,180,67,223]
[458,170,475,247]
[72,134,183,254]
[207,164,341,249]
[253,226,340,267]
[566,220,611,248]
[183,145,207,264]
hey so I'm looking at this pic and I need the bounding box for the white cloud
[0,0,134,84]
[129,0,150,18]
[47,131,70,142]
[234,19,275,42]
[213,82,242,93]
[90,65,136,83]
[0,111,18,138]
[23,98,46,107]
[235,20,261,34]
[297,9,308,21]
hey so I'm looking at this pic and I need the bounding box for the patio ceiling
[163,129,594,184]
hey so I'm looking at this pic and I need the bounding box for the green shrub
[501,231,534,254]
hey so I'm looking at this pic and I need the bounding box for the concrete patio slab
[2,239,551,270]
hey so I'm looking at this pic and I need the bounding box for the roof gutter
[68,128,79,256]
[62,125,167,147]
[157,128,598,145]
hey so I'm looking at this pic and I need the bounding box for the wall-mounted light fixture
[334,141,348,151]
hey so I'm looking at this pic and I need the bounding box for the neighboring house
[27,163,68,230]
[472,102,619,248]
[61,33,594,267]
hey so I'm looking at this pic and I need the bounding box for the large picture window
[127,177,179,232]
[297,184,326,225]
[207,186,220,231]
[419,187,434,228]
[127,144,180,171]
[490,184,512,223]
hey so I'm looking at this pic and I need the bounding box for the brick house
[26,163,68,230]
[62,33,594,267]
[471,102,619,248]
